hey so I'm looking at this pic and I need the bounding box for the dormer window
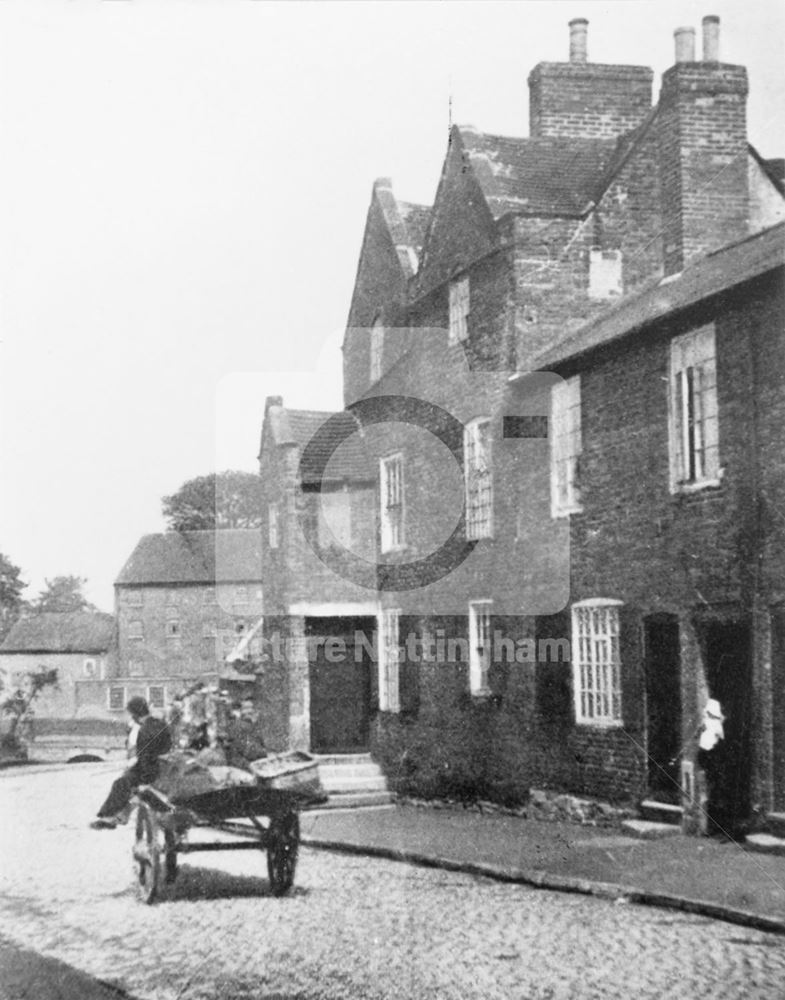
[589,248,623,300]
[448,275,470,344]
[370,317,384,383]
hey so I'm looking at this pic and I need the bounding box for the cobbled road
[1,764,784,1000]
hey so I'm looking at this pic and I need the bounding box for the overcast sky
[1,0,783,611]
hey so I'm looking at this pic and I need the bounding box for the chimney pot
[569,18,589,63]
[702,15,720,61]
[674,26,696,63]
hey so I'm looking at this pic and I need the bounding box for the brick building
[257,399,378,753]
[114,529,263,713]
[0,610,117,722]
[258,17,784,829]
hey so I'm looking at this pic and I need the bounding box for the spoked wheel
[267,810,299,896]
[164,830,179,884]
[133,803,164,904]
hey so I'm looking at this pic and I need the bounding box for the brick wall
[115,582,262,693]
[528,62,653,139]
[657,63,749,274]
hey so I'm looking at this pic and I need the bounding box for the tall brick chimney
[528,19,653,139]
[658,16,749,274]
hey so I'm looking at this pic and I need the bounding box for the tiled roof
[267,406,373,483]
[458,127,617,218]
[528,221,785,371]
[115,529,263,586]
[0,611,115,654]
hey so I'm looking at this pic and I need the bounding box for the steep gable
[414,126,497,297]
[343,179,431,405]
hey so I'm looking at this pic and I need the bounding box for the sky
[1,0,783,611]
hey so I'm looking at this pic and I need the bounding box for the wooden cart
[131,753,324,904]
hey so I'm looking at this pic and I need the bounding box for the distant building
[0,610,116,721]
[114,529,263,711]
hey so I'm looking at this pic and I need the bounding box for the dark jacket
[134,715,173,784]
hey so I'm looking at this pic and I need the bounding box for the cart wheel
[133,803,163,904]
[267,810,299,896]
[164,830,179,884]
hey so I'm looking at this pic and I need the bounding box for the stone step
[318,763,385,782]
[764,811,785,838]
[621,819,682,840]
[315,790,395,810]
[639,799,684,826]
[745,833,785,857]
[312,753,373,766]
[319,774,389,794]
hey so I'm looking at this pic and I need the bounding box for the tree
[33,576,95,613]
[0,552,27,642]
[162,471,264,532]
[1,667,58,759]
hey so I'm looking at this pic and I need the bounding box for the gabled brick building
[258,16,785,830]
[114,529,263,713]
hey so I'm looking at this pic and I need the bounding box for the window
[370,317,384,383]
[166,590,179,608]
[464,418,493,539]
[126,589,143,607]
[468,601,492,695]
[202,586,216,606]
[572,599,622,726]
[128,659,145,677]
[380,454,404,552]
[147,685,165,710]
[83,658,97,677]
[589,248,623,300]
[234,585,248,606]
[551,376,582,516]
[202,621,217,639]
[448,275,470,344]
[378,609,401,712]
[318,490,352,548]
[669,325,719,490]
[108,686,126,711]
[269,503,279,549]
[128,620,144,641]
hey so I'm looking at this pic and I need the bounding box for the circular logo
[297,395,476,590]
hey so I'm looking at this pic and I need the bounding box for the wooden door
[307,617,373,753]
[644,615,682,802]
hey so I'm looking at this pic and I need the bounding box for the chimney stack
[569,18,588,63]
[528,19,653,139]
[702,15,720,61]
[674,26,696,63]
[658,17,748,274]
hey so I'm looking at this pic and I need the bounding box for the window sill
[670,477,722,496]
[380,544,408,556]
[470,687,493,699]
[575,719,623,730]
[551,506,582,519]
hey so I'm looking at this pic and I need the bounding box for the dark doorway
[700,619,753,837]
[306,616,374,754]
[643,615,682,802]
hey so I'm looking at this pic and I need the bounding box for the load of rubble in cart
[131,750,326,904]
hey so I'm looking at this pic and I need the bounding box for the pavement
[299,800,785,934]
[2,762,785,999]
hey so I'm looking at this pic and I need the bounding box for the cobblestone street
[1,764,784,999]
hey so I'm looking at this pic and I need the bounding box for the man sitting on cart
[90,696,172,830]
